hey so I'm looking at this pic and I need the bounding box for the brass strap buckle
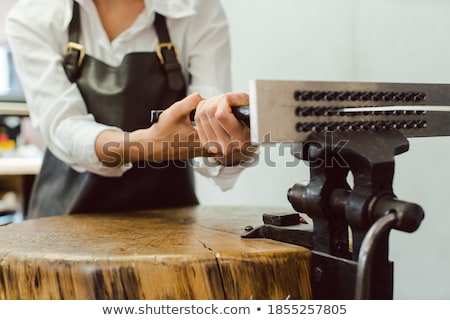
[156,42,179,64]
[65,42,85,67]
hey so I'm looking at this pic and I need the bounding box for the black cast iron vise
[241,80,450,299]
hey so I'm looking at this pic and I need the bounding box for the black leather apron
[27,2,198,218]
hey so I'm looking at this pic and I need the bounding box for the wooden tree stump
[0,206,312,300]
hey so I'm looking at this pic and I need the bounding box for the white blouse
[6,0,245,190]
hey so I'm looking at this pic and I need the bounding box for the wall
[194,0,450,299]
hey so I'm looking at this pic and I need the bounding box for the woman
[6,0,254,218]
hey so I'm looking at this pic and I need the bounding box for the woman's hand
[95,93,207,166]
[133,93,211,162]
[194,93,255,166]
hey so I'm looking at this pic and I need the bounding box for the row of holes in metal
[295,120,427,132]
[293,90,427,102]
[295,106,427,117]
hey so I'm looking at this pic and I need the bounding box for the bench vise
[242,80,450,299]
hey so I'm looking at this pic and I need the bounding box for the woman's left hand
[194,92,256,165]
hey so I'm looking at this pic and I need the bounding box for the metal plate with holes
[248,80,450,143]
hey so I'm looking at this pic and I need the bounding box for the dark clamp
[242,130,424,299]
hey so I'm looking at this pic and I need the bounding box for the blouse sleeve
[183,0,232,98]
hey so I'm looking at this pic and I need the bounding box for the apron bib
[27,2,198,218]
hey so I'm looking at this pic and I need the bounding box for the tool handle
[150,106,250,127]
[229,106,250,127]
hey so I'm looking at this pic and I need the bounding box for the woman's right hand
[141,93,208,161]
[95,93,208,166]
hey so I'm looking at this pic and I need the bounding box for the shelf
[0,101,28,116]
[0,157,41,175]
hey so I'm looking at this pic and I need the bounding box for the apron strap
[68,1,81,43]
[153,13,185,91]
[63,1,83,82]
[63,2,185,90]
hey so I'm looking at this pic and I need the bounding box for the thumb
[168,93,203,120]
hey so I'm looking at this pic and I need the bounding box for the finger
[195,99,223,154]
[226,92,250,108]
[207,106,236,154]
[215,94,249,140]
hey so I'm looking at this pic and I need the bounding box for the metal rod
[355,213,397,299]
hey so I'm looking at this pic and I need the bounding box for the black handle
[229,106,250,127]
[150,106,250,127]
